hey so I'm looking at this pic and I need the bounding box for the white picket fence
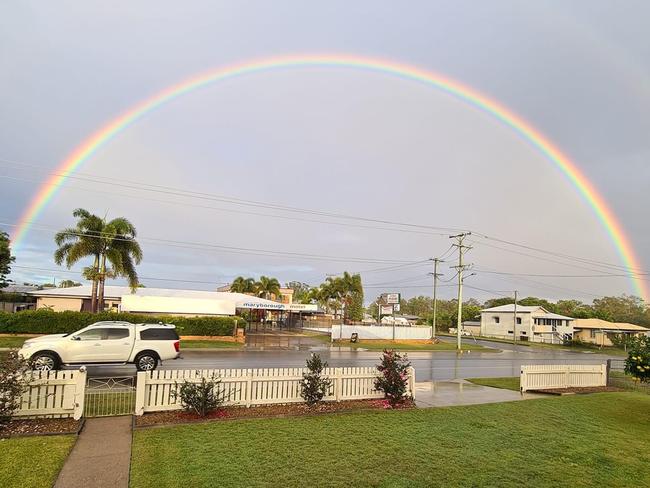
[520,364,606,392]
[16,369,86,420]
[135,366,415,415]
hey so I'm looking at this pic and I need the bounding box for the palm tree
[95,217,143,310]
[255,276,281,300]
[54,209,142,312]
[54,209,104,312]
[230,276,257,294]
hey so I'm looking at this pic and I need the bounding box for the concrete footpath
[414,380,542,408]
[55,416,132,488]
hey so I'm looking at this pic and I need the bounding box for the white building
[480,304,574,344]
[28,285,317,317]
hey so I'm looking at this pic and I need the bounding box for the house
[0,284,38,312]
[461,320,481,336]
[573,318,649,347]
[480,304,574,344]
[27,285,315,317]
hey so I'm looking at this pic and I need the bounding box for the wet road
[81,333,616,380]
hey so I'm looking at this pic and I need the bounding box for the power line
[0,220,418,265]
[474,267,649,281]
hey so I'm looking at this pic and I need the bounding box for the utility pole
[429,258,443,340]
[450,233,472,351]
[512,290,518,345]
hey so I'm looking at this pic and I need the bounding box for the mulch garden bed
[0,418,83,438]
[532,386,623,395]
[135,399,415,428]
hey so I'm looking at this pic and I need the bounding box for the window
[507,330,514,334]
[493,316,500,324]
[516,317,522,325]
[140,328,180,340]
[590,330,596,339]
[75,328,109,341]
[106,328,129,340]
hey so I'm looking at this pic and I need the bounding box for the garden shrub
[0,351,30,428]
[173,374,226,417]
[0,309,244,336]
[374,349,412,407]
[625,336,650,383]
[300,353,332,406]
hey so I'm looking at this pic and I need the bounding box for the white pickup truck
[19,321,181,371]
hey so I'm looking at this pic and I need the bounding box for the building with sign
[27,285,316,317]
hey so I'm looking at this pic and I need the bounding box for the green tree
[255,276,281,300]
[58,279,81,288]
[592,295,647,325]
[286,281,311,303]
[0,232,15,289]
[55,209,142,312]
[230,276,257,294]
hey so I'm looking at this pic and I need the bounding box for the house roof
[574,318,649,332]
[27,285,279,305]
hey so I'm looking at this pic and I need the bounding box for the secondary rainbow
[12,53,648,299]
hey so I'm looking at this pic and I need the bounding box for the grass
[180,340,244,349]
[332,339,493,352]
[131,392,650,487]
[0,335,31,348]
[466,376,520,391]
[0,435,76,488]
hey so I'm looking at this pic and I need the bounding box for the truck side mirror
[71,336,81,341]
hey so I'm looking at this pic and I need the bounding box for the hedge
[0,310,245,336]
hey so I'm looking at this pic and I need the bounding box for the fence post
[134,371,147,416]
[334,368,342,402]
[520,367,526,393]
[605,360,611,387]
[73,367,87,420]
[245,370,252,408]
[408,366,416,400]
[602,363,608,387]
[564,365,570,389]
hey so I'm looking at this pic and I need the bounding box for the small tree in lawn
[374,349,412,407]
[300,353,332,406]
[0,351,30,429]
[625,336,650,383]
[173,373,225,417]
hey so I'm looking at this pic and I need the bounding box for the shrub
[300,353,332,406]
[374,349,412,407]
[0,351,30,428]
[0,310,244,336]
[625,336,650,383]
[173,374,226,417]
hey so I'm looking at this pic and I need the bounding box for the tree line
[393,294,650,329]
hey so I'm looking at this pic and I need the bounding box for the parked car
[19,321,180,371]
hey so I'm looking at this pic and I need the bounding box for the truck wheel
[31,352,60,371]
[135,352,158,371]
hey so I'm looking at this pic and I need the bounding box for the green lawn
[0,335,31,348]
[131,392,650,487]
[180,340,244,349]
[0,435,75,488]
[466,376,520,391]
[332,339,492,352]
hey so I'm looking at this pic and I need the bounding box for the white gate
[84,376,136,417]
[520,364,606,392]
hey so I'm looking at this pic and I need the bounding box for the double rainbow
[11,54,647,299]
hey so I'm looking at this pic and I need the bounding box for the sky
[1,1,649,304]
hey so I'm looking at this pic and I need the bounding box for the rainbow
[12,53,648,299]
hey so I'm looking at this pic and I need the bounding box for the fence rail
[16,369,86,419]
[520,364,606,392]
[135,366,415,415]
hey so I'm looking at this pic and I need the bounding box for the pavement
[54,416,132,488]
[79,333,616,380]
[414,380,542,408]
